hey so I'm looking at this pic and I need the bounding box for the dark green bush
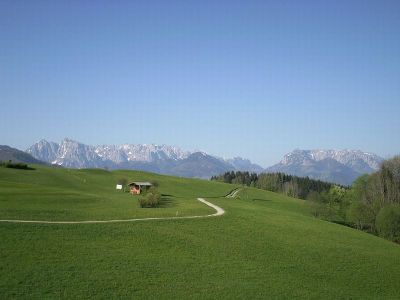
[0,160,34,170]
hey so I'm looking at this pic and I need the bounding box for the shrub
[375,205,400,242]
[138,187,161,208]
[138,196,148,208]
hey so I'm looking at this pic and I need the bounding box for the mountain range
[23,139,385,185]
[266,149,384,185]
[26,138,264,178]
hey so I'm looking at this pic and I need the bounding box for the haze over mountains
[23,138,385,185]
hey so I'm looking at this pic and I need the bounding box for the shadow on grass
[157,196,177,208]
[252,198,272,202]
[330,220,369,231]
[161,194,226,199]
[161,194,174,197]
[204,195,224,199]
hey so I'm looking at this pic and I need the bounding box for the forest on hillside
[212,156,400,243]
[211,171,337,200]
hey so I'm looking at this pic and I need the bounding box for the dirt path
[226,188,241,198]
[0,198,225,224]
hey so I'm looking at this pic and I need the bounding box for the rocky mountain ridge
[26,138,263,178]
[26,139,385,183]
[267,149,384,185]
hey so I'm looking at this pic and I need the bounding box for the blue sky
[1,1,399,166]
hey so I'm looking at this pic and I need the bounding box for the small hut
[128,182,152,195]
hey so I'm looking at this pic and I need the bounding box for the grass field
[1,165,400,299]
[0,165,233,221]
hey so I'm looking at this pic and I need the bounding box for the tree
[307,191,325,217]
[347,200,373,230]
[375,205,400,242]
[117,178,128,192]
[345,175,376,230]
[379,156,400,205]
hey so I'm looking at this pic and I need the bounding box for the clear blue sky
[1,1,399,166]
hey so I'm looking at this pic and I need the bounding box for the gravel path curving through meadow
[0,198,225,224]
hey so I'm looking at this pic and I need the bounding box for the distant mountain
[169,152,234,178]
[225,157,264,173]
[26,138,264,178]
[26,139,59,163]
[266,149,384,185]
[0,145,45,165]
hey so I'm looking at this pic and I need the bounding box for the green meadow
[1,165,400,299]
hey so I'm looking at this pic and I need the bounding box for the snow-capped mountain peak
[267,149,384,185]
[26,138,264,178]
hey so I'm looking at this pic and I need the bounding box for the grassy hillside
[1,165,400,299]
[0,165,232,221]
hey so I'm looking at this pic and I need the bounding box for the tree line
[211,171,336,199]
[306,156,400,243]
[212,156,400,243]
